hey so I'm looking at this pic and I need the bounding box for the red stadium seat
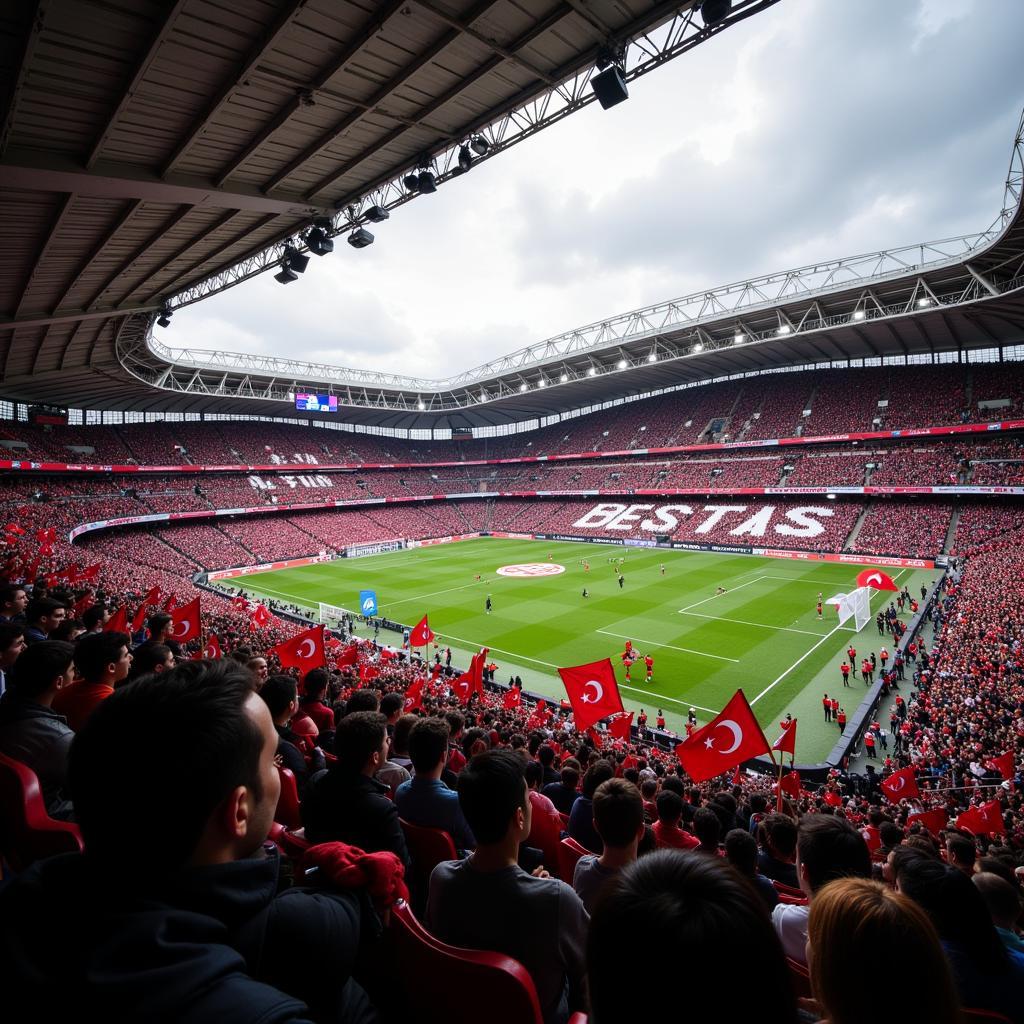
[526,795,563,874]
[0,752,82,872]
[389,899,544,1024]
[775,890,809,906]
[556,836,590,883]
[400,818,458,912]
[785,957,812,999]
[772,879,806,900]
[267,821,309,862]
[275,765,303,829]
[568,1016,588,1024]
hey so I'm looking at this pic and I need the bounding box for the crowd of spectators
[855,500,954,558]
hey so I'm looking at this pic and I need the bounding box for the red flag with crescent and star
[957,800,1006,836]
[856,568,899,592]
[558,658,624,733]
[907,807,948,836]
[409,614,435,647]
[168,597,201,643]
[403,678,424,713]
[192,634,222,660]
[503,687,522,710]
[674,689,769,783]
[608,711,634,741]
[249,603,272,629]
[772,718,797,757]
[270,624,326,671]
[880,765,919,803]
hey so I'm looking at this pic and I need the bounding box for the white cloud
[163,0,1024,382]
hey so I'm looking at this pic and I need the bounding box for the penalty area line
[596,629,739,663]
[619,684,719,716]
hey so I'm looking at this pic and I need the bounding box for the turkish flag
[957,800,1006,836]
[880,766,919,803]
[772,718,797,756]
[271,625,326,671]
[608,711,634,741]
[823,790,843,808]
[192,634,222,660]
[169,597,201,643]
[335,644,359,668]
[103,605,129,634]
[231,595,250,611]
[558,658,624,733]
[452,672,473,704]
[907,808,949,836]
[250,604,272,629]
[987,752,1016,781]
[358,662,380,685]
[403,679,424,713]
[79,563,101,582]
[503,687,522,710]
[72,593,95,618]
[778,771,801,798]
[130,600,150,634]
[142,585,161,607]
[163,593,177,612]
[856,568,899,592]
[409,615,435,647]
[38,542,54,557]
[675,689,769,784]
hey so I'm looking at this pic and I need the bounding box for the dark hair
[128,642,173,680]
[342,690,380,717]
[693,807,721,849]
[80,605,106,632]
[582,759,615,799]
[147,612,172,638]
[879,821,904,849]
[408,717,450,774]
[73,631,130,684]
[797,815,871,893]
[560,765,580,790]
[945,833,976,867]
[457,749,528,845]
[973,872,1022,929]
[392,713,417,756]
[656,790,683,825]
[301,668,329,700]
[660,774,685,797]
[444,710,464,737]
[759,813,798,858]
[68,660,265,871]
[379,691,404,719]
[10,640,74,700]
[587,851,797,1024]
[0,620,24,651]
[0,583,25,608]
[538,745,555,767]
[724,828,758,875]
[524,760,543,789]
[593,778,643,847]
[896,856,1009,973]
[333,710,386,773]
[26,596,64,625]
[260,674,297,720]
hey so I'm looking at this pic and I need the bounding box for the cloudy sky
[162,0,1024,382]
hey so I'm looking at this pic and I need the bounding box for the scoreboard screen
[295,393,338,413]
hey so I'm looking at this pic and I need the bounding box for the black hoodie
[0,845,378,1024]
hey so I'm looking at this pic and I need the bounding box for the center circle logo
[496,563,566,577]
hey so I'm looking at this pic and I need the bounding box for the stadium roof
[1,3,1023,429]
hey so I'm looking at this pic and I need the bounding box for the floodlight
[274,263,299,284]
[692,342,704,353]
[417,170,436,193]
[365,205,390,223]
[591,66,628,109]
[617,358,628,369]
[347,227,374,249]
[734,333,745,344]
[917,297,931,307]
[404,173,420,192]
[458,145,473,172]
[560,373,568,383]
[519,382,528,392]
[852,309,865,320]
[304,227,334,256]
[470,136,490,156]
[701,0,731,26]
[777,324,791,335]
[283,246,308,274]
[156,308,172,328]
[537,378,546,388]
[647,352,657,362]
[417,399,426,411]
[587,366,598,377]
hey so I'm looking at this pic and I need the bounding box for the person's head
[0,583,28,617]
[560,764,580,792]
[73,631,132,686]
[457,749,530,847]
[0,621,26,670]
[895,853,1008,973]
[342,689,380,717]
[80,604,108,632]
[246,656,268,685]
[797,814,871,898]
[51,618,85,643]
[656,789,683,827]
[582,759,615,799]
[693,807,721,850]
[724,828,759,877]
[408,717,450,776]
[759,813,798,862]
[259,673,298,725]
[973,872,1023,932]
[128,642,175,680]
[807,879,960,1024]
[300,668,329,701]
[538,745,556,769]
[69,659,278,872]
[878,821,903,851]
[147,613,172,643]
[9,640,74,702]
[379,691,404,724]
[587,851,797,1024]
[524,759,544,791]
[945,832,977,873]
[391,713,417,756]
[640,778,658,802]
[26,596,65,634]
[593,779,644,850]
[334,710,388,775]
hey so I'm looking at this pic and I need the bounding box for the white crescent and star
[297,638,316,658]
[867,572,883,585]
[889,775,906,792]
[580,680,604,704]
[173,620,191,637]
[704,719,743,755]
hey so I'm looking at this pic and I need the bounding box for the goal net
[829,587,872,632]
[318,602,352,626]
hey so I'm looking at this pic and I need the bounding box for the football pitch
[237,537,937,761]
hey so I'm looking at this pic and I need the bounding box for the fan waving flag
[675,689,769,783]
[409,615,435,647]
[403,679,424,713]
[880,765,919,803]
[250,604,272,629]
[987,752,1016,782]
[558,658,624,733]
[772,718,797,757]
[271,624,326,671]
[503,687,522,710]
[608,711,634,742]
[192,635,222,661]
[168,597,201,643]
[907,808,948,837]
[856,568,899,592]
[103,605,129,634]
[957,800,1006,836]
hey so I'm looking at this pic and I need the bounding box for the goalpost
[829,587,872,632]
[318,602,352,627]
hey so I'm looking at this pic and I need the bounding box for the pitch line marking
[619,685,718,716]
[596,629,739,663]
[676,575,767,613]
[677,611,826,636]
[749,568,909,706]
[379,579,486,610]
[432,632,559,670]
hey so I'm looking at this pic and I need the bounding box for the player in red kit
[644,654,654,682]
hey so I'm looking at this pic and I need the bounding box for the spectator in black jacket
[303,710,410,868]
[260,674,324,800]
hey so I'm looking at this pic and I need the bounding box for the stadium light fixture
[917,297,931,307]
[404,173,420,192]
[777,324,791,335]
[457,145,473,172]
[647,351,657,362]
[365,205,390,223]
[587,366,598,376]
[304,219,334,256]
[282,245,308,275]
[274,261,299,284]
[417,169,437,193]
[560,373,569,383]
[617,358,628,370]
[700,0,732,27]
[347,228,374,249]
[537,378,546,388]
[470,136,490,156]
[734,332,745,344]
[156,307,172,329]
[417,399,426,411]
[852,308,866,320]
[519,382,528,392]
[692,342,704,353]
[591,63,629,109]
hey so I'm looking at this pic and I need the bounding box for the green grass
[237,538,937,761]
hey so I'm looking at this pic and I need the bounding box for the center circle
[496,562,566,577]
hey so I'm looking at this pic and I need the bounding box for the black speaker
[591,66,628,109]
